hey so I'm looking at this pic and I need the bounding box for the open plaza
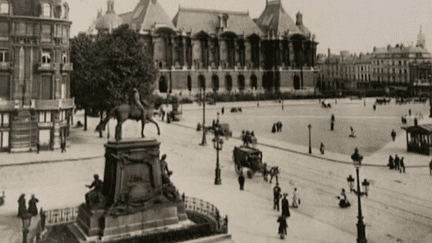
[1,98,432,242]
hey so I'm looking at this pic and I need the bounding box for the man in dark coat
[391,129,396,142]
[221,107,224,115]
[399,157,406,173]
[394,155,400,171]
[281,193,290,218]
[17,194,26,217]
[263,164,268,182]
[320,142,325,155]
[272,123,276,133]
[28,194,39,216]
[430,160,432,175]
[273,183,281,211]
[238,171,245,190]
[277,215,287,237]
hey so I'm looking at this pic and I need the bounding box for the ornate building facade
[316,27,431,93]
[0,0,74,153]
[90,0,319,96]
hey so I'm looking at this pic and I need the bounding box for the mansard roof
[119,0,176,32]
[255,0,302,36]
[172,7,264,37]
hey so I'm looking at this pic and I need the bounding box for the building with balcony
[88,0,319,96]
[0,0,74,153]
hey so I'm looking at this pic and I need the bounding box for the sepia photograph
[0,0,431,242]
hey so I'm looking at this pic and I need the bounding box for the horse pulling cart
[233,146,266,179]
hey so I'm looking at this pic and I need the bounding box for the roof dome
[95,0,123,31]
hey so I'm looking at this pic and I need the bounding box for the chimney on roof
[400,43,404,49]
[396,44,399,48]
[296,12,303,25]
[387,44,391,50]
[373,46,376,52]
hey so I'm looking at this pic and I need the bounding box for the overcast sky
[68,0,432,55]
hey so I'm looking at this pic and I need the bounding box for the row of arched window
[0,1,69,19]
[159,74,261,93]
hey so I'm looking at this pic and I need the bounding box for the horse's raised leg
[147,118,160,135]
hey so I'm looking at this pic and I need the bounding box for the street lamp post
[349,148,370,243]
[200,87,207,146]
[213,128,223,185]
[308,124,312,154]
[21,211,32,243]
[429,74,432,117]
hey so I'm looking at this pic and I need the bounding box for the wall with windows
[0,0,74,153]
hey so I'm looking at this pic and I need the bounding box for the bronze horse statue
[95,103,160,141]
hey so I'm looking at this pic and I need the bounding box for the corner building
[92,0,318,96]
[0,0,73,152]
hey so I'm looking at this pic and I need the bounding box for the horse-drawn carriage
[233,146,265,178]
[375,98,391,105]
[204,123,232,137]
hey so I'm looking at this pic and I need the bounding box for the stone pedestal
[74,138,188,241]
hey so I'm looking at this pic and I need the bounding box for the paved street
[1,99,432,242]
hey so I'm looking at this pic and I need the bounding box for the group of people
[18,194,39,218]
[272,121,283,133]
[273,183,301,238]
[241,130,257,147]
[388,154,406,173]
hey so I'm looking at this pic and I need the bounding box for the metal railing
[183,195,228,233]
[43,207,79,226]
[37,196,228,233]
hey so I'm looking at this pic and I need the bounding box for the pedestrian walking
[414,117,418,126]
[292,188,300,208]
[272,123,276,133]
[331,114,335,123]
[17,194,26,217]
[273,183,282,211]
[409,109,411,116]
[399,157,406,173]
[28,194,39,216]
[238,171,245,190]
[429,160,432,175]
[61,137,66,153]
[391,129,396,142]
[388,155,394,169]
[373,104,376,111]
[320,142,325,155]
[263,163,268,182]
[281,193,290,218]
[394,155,400,171]
[279,122,283,132]
[221,107,224,115]
[331,121,334,131]
[277,215,288,238]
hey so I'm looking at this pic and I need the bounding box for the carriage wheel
[235,163,242,174]
[247,170,253,179]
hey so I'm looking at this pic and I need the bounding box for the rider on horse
[131,87,147,123]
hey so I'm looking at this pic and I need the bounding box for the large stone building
[0,0,74,153]
[317,27,431,94]
[89,0,319,96]
[316,50,372,92]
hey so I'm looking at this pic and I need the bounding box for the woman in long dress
[292,188,300,208]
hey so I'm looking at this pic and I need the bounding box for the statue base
[72,137,188,241]
[74,201,187,241]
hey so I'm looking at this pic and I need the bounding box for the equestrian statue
[95,88,160,141]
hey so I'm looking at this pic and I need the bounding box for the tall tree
[70,25,157,132]
[96,24,156,110]
[70,33,99,130]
